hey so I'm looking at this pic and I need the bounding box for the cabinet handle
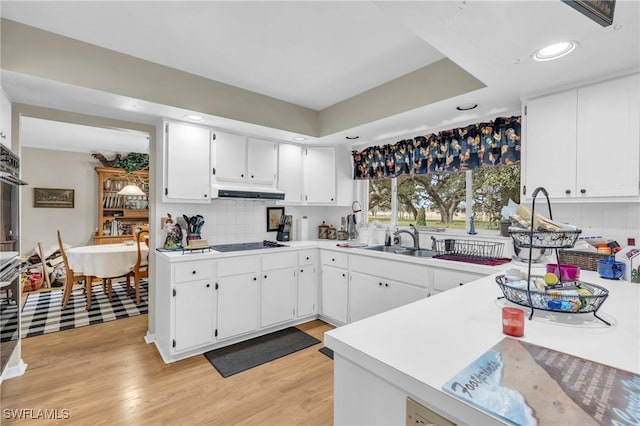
[332,258,335,262]
[459,282,464,286]
[264,275,267,279]
[251,175,254,179]
[241,174,245,178]
[204,194,208,198]
[206,283,210,288]
[253,277,257,281]
[306,256,310,260]
[385,283,389,287]
[565,189,571,195]
[342,273,346,277]
[580,188,586,194]
[300,269,304,273]
[379,282,382,286]
[192,270,197,275]
[331,198,334,201]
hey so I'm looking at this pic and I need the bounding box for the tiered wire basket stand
[496,187,610,325]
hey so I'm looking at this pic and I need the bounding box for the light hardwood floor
[1,316,335,425]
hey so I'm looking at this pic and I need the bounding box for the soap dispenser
[384,226,392,246]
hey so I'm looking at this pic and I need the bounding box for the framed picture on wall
[33,188,75,208]
[266,207,285,231]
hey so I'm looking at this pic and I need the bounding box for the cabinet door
[349,271,383,323]
[523,90,577,199]
[297,265,317,317]
[216,273,259,339]
[248,137,277,186]
[304,147,336,203]
[261,267,296,327]
[165,121,211,202]
[278,144,303,203]
[321,265,348,324]
[431,268,483,294]
[383,279,426,312]
[577,74,640,198]
[213,130,247,183]
[173,279,215,352]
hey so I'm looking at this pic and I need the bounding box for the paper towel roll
[299,216,309,241]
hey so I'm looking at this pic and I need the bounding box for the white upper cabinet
[523,73,640,201]
[247,137,277,186]
[164,121,212,203]
[213,130,246,183]
[213,131,277,187]
[576,75,639,199]
[1,90,12,149]
[277,143,304,203]
[303,146,336,203]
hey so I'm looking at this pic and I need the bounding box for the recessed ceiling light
[532,41,578,62]
[184,114,205,122]
[346,136,359,140]
[456,103,478,111]
[292,136,306,141]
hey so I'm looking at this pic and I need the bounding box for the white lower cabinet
[321,265,349,324]
[174,279,216,352]
[261,267,296,327]
[171,260,216,353]
[298,250,318,317]
[349,271,426,323]
[216,272,259,340]
[297,264,318,317]
[430,268,485,294]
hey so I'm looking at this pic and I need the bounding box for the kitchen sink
[364,245,409,254]
[400,249,437,258]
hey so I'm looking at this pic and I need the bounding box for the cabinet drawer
[350,255,428,287]
[321,250,348,269]
[262,252,298,271]
[218,256,260,277]
[174,261,215,283]
[298,250,317,266]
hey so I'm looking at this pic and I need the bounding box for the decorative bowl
[596,257,625,280]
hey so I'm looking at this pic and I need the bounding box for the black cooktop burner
[211,240,287,252]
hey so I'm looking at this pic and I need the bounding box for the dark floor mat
[204,327,321,378]
[319,347,334,359]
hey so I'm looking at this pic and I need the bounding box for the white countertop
[325,271,640,418]
[154,239,502,275]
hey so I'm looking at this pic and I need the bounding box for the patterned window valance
[352,116,521,180]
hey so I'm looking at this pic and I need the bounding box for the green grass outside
[369,215,497,230]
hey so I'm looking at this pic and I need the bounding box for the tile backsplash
[161,200,640,248]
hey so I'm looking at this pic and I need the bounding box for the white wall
[21,148,100,255]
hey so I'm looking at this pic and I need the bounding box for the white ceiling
[2,0,639,152]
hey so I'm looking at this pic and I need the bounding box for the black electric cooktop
[211,240,287,252]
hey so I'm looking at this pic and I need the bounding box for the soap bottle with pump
[384,226,392,246]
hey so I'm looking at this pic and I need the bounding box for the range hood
[211,183,285,200]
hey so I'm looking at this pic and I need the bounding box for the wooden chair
[128,226,149,304]
[57,230,89,310]
[36,242,52,288]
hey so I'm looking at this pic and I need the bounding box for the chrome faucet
[394,224,420,250]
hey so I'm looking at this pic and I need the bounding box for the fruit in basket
[544,273,560,286]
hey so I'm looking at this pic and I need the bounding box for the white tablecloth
[67,243,149,278]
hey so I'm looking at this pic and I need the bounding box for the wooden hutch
[94,167,149,245]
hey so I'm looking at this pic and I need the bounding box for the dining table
[65,242,148,310]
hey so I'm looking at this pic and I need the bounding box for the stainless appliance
[210,183,285,200]
[276,215,292,242]
[0,145,27,373]
[211,240,287,252]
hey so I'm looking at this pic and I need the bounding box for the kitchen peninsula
[324,271,640,425]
